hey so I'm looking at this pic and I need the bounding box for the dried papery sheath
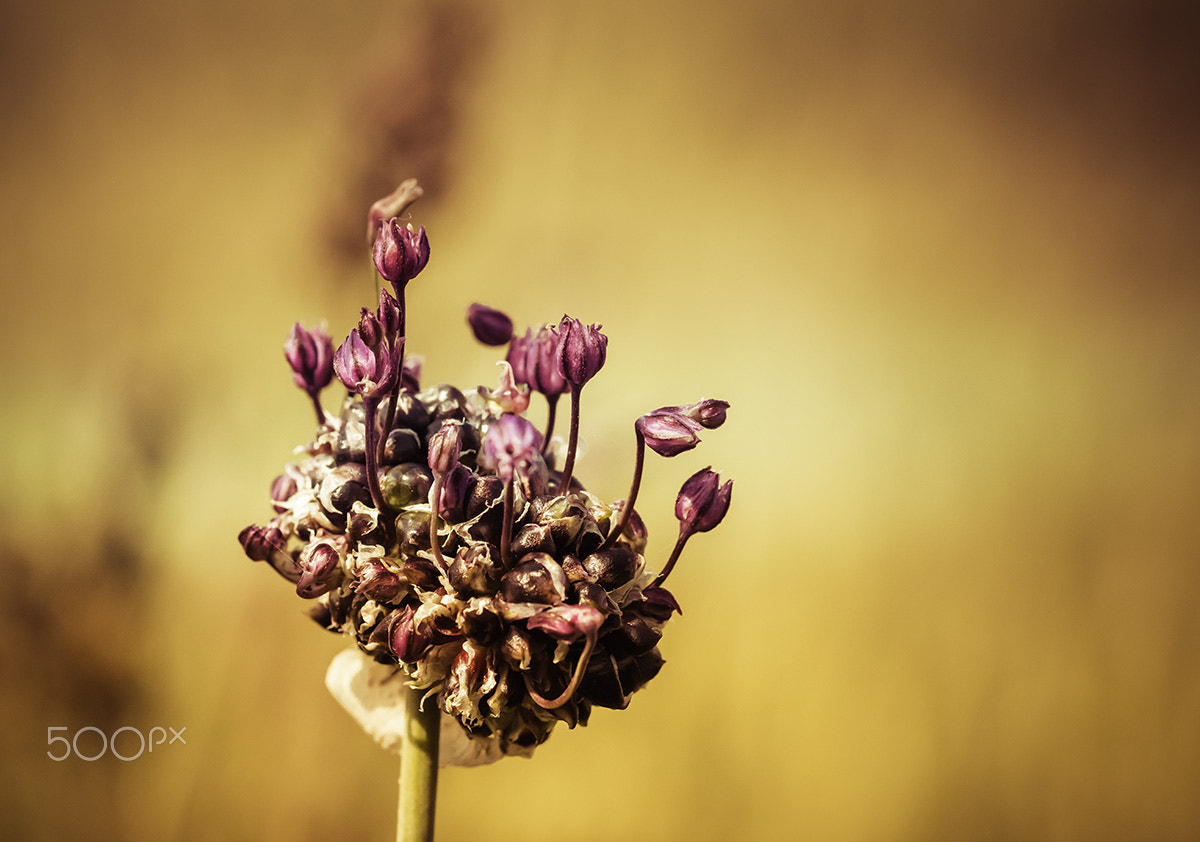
[238,182,735,788]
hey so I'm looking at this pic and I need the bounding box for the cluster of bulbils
[239,183,733,757]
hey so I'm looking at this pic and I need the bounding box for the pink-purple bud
[269,472,298,513]
[377,289,401,343]
[675,467,733,537]
[636,411,704,457]
[333,330,399,398]
[428,420,463,474]
[526,603,604,642]
[555,315,607,388]
[676,398,729,430]
[357,307,383,349]
[238,523,285,562]
[372,219,429,288]
[468,303,514,346]
[296,539,344,598]
[482,414,544,482]
[354,560,403,602]
[390,605,432,663]
[531,325,567,397]
[283,323,334,396]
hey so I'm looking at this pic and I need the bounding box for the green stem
[398,684,440,842]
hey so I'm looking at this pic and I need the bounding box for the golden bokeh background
[3,0,1199,839]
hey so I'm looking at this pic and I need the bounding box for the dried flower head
[239,183,734,762]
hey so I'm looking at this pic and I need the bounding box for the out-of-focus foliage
[3,0,1199,839]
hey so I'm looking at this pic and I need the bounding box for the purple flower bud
[555,315,607,388]
[527,603,604,642]
[354,560,403,602]
[428,420,463,474]
[531,325,567,397]
[675,467,733,537]
[357,307,382,349]
[506,328,534,385]
[296,539,343,599]
[333,330,399,398]
[468,303,514,346]
[636,410,704,457]
[675,398,730,430]
[373,219,429,288]
[390,605,432,663]
[377,289,401,343]
[482,414,544,482]
[269,472,297,514]
[283,323,334,396]
[401,354,422,393]
[238,523,285,562]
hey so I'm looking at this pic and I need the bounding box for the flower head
[242,181,736,767]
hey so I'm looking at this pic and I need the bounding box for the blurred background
[3,0,1199,839]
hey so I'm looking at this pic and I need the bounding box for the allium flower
[238,182,735,842]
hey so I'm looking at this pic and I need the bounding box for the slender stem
[428,474,446,569]
[398,684,439,842]
[363,398,388,514]
[524,633,597,710]
[599,427,645,551]
[499,477,514,569]
[651,529,690,588]
[541,394,560,459]
[383,289,407,439]
[308,392,327,428]
[557,385,582,492]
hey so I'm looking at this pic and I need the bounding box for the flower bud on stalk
[334,330,402,516]
[652,467,733,588]
[373,220,430,291]
[284,323,334,425]
[483,415,544,568]
[601,398,731,552]
[427,421,464,568]
[554,315,607,492]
